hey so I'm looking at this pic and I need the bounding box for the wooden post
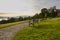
[33,19,35,27]
[29,16,31,27]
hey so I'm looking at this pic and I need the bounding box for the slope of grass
[12,18,60,40]
[0,20,28,29]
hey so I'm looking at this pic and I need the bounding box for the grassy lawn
[0,20,29,29]
[12,18,60,40]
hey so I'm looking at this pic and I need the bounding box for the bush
[0,20,7,24]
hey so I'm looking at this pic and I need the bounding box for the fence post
[29,16,32,27]
[33,19,35,27]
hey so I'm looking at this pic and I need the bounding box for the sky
[0,0,60,17]
[0,0,34,16]
[34,0,60,13]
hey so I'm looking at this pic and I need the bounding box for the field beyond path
[0,22,28,40]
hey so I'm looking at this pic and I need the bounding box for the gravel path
[0,22,29,40]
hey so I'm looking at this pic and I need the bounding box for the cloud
[0,0,34,12]
[34,0,60,12]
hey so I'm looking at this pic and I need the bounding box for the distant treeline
[0,16,30,24]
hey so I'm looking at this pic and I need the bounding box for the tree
[49,6,58,17]
[33,13,39,19]
[19,16,23,21]
[8,17,16,22]
[35,13,39,18]
[41,8,48,18]
[0,20,7,24]
[39,13,42,18]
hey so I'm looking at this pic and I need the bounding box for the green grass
[12,18,60,40]
[0,20,29,29]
